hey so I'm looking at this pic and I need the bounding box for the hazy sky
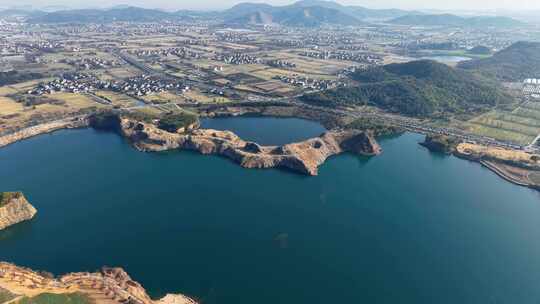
[1,0,540,11]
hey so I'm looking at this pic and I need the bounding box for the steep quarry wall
[119,117,382,176]
[0,192,37,231]
[0,262,197,304]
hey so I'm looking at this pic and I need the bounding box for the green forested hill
[301,60,512,117]
[459,41,540,81]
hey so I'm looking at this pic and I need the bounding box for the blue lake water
[1,117,540,304]
[421,55,472,63]
[200,116,326,145]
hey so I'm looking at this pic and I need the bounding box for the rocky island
[114,115,382,176]
[0,192,37,231]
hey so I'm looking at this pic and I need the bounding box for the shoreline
[0,114,382,176]
[479,160,532,187]
[0,262,197,304]
[116,116,382,176]
[420,135,540,192]
[2,114,539,190]
[0,116,89,149]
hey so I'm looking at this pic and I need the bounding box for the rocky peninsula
[116,116,382,176]
[0,107,382,176]
[0,116,89,149]
[0,262,197,304]
[421,135,540,191]
[0,192,37,231]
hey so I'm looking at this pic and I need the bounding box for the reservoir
[200,116,327,145]
[420,55,472,63]
[2,117,540,304]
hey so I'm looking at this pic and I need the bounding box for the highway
[114,50,531,152]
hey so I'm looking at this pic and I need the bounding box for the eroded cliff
[0,262,197,304]
[0,192,37,231]
[118,117,382,176]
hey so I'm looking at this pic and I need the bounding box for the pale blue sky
[1,0,539,11]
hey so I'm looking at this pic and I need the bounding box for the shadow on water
[0,219,35,242]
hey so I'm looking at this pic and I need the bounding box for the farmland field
[464,102,540,145]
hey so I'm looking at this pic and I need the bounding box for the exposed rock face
[0,192,37,231]
[119,117,382,176]
[156,294,198,304]
[449,142,540,191]
[0,116,89,148]
[420,135,460,154]
[0,262,197,304]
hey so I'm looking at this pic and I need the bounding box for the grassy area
[457,143,537,164]
[0,287,17,304]
[0,192,23,207]
[464,103,540,145]
[0,86,18,96]
[17,293,93,304]
[182,90,230,103]
[158,112,198,132]
[141,91,183,104]
[465,123,534,144]
[0,97,25,116]
[49,93,102,109]
[0,92,108,134]
[94,91,139,107]
[9,79,54,91]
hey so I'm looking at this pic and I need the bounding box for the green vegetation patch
[0,71,44,86]
[465,122,534,145]
[17,293,92,304]
[463,103,540,144]
[123,109,162,123]
[420,134,461,154]
[459,41,540,81]
[0,287,17,304]
[346,117,400,136]
[302,60,512,117]
[0,191,23,207]
[158,112,199,133]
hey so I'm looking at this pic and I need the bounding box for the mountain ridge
[389,13,525,27]
[301,60,512,117]
[459,41,540,81]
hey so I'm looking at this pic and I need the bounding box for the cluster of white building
[524,79,540,85]
[523,79,540,100]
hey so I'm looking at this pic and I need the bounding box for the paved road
[114,50,529,151]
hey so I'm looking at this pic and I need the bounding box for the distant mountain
[40,5,71,12]
[301,60,511,117]
[223,3,277,20]
[349,7,419,20]
[459,41,540,81]
[0,8,45,18]
[226,5,363,27]
[28,7,188,23]
[290,0,413,20]
[389,13,525,27]
[223,0,413,27]
[23,1,413,26]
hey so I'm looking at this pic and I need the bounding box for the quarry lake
[199,116,327,145]
[2,117,540,304]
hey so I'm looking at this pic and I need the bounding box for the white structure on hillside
[523,79,540,100]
